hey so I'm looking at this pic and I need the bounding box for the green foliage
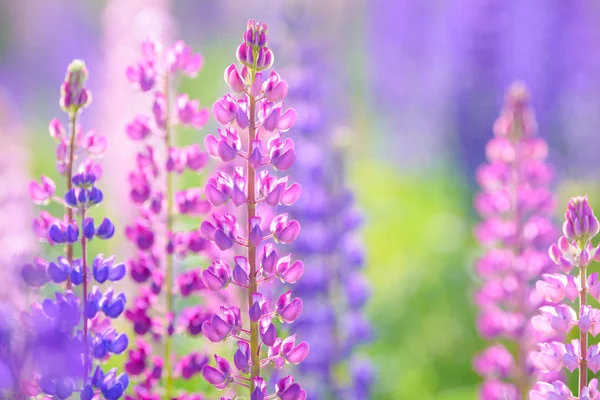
[351,159,481,399]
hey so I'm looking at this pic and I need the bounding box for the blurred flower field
[3,1,600,400]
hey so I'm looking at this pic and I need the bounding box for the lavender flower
[473,83,558,398]
[275,7,373,397]
[123,38,212,400]
[200,20,308,398]
[19,62,129,399]
[530,197,600,398]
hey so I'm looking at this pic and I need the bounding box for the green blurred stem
[80,208,89,381]
[65,111,78,290]
[511,129,527,398]
[580,258,588,394]
[248,90,260,392]
[163,72,175,399]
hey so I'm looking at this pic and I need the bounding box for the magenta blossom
[200,20,309,398]
[473,83,560,397]
[531,197,600,398]
[123,37,215,400]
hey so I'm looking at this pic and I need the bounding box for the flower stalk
[163,71,175,399]
[65,113,78,289]
[22,60,129,400]
[473,83,559,398]
[530,196,600,398]
[123,38,213,399]
[200,20,308,399]
[247,88,261,387]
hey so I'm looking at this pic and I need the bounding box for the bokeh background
[2,1,600,399]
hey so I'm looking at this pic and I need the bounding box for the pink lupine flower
[531,197,600,398]
[536,274,579,303]
[530,381,573,400]
[200,20,309,398]
[531,304,577,336]
[28,175,56,205]
[473,83,560,397]
[530,342,565,373]
[473,345,515,379]
[122,36,215,399]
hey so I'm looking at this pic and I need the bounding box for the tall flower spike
[124,38,213,400]
[19,66,129,399]
[275,5,373,397]
[95,0,173,247]
[201,20,308,398]
[473,83,559,398]
[29,59,106,290]
[530,197,600,399]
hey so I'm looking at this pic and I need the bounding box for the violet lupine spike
[530,197,600,399]
[275,8,374,397]
[200,20,309,399]
[28,59,105,290]
[18,63,129,400]
[123,38,213,400]
[473,83,560,399]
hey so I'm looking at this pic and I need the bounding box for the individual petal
[96,218,115,240]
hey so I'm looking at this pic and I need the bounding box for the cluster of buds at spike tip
[236,19,273,71]
[17,62,129,399]
[472,83,560,399]
[60,59,92,115]
[200,20,308,399]
[530,197,600,399]
[123,37,216,400]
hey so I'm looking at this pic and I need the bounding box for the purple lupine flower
[28,59,107,290]
[200,20,309,398]
[530,197,600,398]
[16,64,129,399]
[473,83,559,398]
[123,37,214,399]
[270,7,374,397]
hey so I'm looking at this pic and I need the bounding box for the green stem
[65,112,78,290]
[510,137,527,399]
[164,73,175,399]
[580,259,588,395]
[248,90,260,392]
[80,208,89,381]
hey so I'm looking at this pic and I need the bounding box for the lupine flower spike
[277,7,373,398]
[21,62,129,400]
[29,60,105,290]
[473,83,558,398]
[124,38,213,399]
[201,20,309,399]
[530,197,600,399]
